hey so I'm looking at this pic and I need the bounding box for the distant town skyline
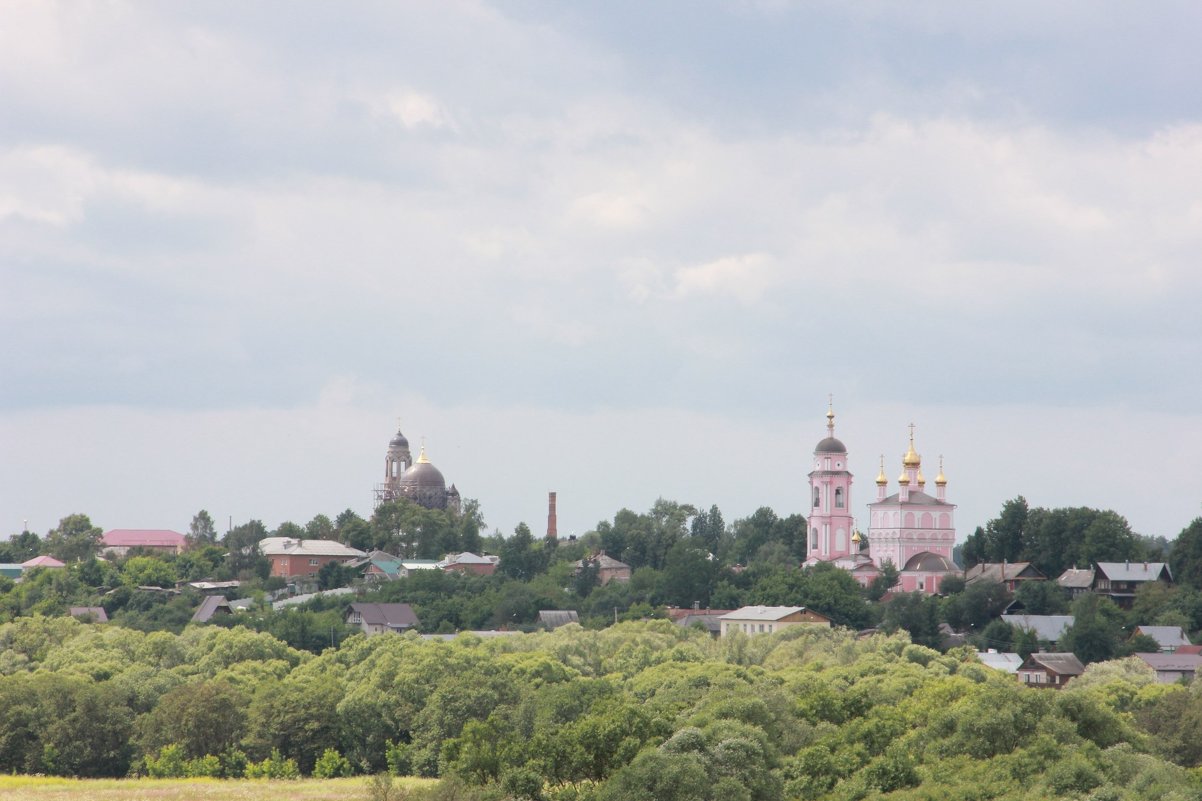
[2,3,1201,544]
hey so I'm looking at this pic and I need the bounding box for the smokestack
[547,491,558,540]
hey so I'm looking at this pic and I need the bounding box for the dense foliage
[1,617,1200,801]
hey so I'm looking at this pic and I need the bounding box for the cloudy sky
[3,1,1201,545]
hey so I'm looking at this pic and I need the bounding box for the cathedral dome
[389,430,410,449]
[815,436,847,454]
[399,460,446,491]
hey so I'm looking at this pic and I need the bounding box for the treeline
[2,616,1202,801]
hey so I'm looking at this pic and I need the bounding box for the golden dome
[902,423,920,466]
[851,529,862,544]
[917,469,925,486]
[417,444,430,464]
[875,455,887,485]
[898,470,910,485]
[935,455,947,486]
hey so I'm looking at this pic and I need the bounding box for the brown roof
[1022,652,1085,676]
[349,602,419,630]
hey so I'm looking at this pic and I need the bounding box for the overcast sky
[3,1,1201,546]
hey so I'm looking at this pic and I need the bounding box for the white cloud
[673,253,779,305]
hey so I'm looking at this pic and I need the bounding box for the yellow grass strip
[0,776,435,801]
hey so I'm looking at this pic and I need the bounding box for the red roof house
[101,529,187,557]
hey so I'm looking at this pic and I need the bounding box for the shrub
[245,748,300,779]
[314,747,353,778]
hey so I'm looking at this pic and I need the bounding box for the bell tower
[806,399,856,562]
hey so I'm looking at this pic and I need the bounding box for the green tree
[1169,518,1202,590]
[45,514,103,563]
[121,556,177,589]
[1060,593,1125,664]
[135,680,248,760]
[189,510,218,546]
[305,514,336,540]
[1013,578,1070,614]
[223,521,269,579]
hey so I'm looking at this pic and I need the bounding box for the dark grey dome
[815,436,847,454]
[902,551,956,572]
[399,460,446,491]
[389,430,410,449]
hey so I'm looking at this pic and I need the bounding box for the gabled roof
[574,553,630,570]
[1057,568,1095,589]
[1001,614,1075,642]
[191,595,232,623]
[1135,626,1191,648]
[401,560,441,570]
[964,562,1044,584]
[1095,562,1172,582]
[102,529,186,547]
[349,602,420,630]
[22,555,66,568]
[439,552,496,566]
[1022,652,1085,676]
[69,606,109,622]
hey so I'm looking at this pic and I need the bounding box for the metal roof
[1095,562,1172,582]
[1057,568,1094,588]
[720,606,807,622]
[1001,614,1075,642]
[102,529,186,547]
[1135,626,1191,648]
[258,537,366,558]
[349,602,420,629]
[1023,652,1085,675]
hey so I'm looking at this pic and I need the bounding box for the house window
[835,488,844,508]
[758,624,765,632]
[309,558,319,566]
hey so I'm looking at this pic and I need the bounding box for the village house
[1017,653,1085,688]
[438,552,499,576]
[346,602,420,636]
[963,562,1045,592]
[1134,652,1202,684]
[718,606,832,637]
[1091,562,1173,608]
[258,537,366,580]
[573,553,632,585]
[977,650,1024,674]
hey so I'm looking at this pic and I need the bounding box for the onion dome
[875,456,888,486]
[917,469,925,487]
[935,456,947,486]
[851,529,862,544]
[399,445,446,491]
[815,399,847,453]
[898,469,910,485]
[903,436,920,467]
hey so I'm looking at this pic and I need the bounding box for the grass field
[0,775,436,800]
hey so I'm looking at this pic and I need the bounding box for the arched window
[813,487,820,507]
[835,487,844,508]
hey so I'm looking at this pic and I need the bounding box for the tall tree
[188,510,218,546]
[45,514,102,563]
[1169,518,1202,590]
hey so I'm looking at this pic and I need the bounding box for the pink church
[805,405,958,595]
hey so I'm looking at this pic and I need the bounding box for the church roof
[869,489,953,507]
[901,551,958,572]
[814,436,846,454]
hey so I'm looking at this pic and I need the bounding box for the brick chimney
[547,491,558,540]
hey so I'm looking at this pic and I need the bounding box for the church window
[813,487,820,507]
[835,488,844,508]
[824,457,831,470]
[810,528,818,550]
